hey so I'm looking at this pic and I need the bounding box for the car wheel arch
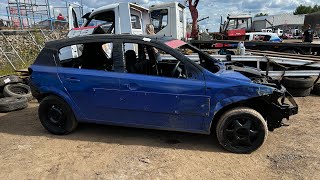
[209,97,270,134]
[37,91,84,120]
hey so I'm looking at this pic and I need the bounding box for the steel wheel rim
[47,105,65,127]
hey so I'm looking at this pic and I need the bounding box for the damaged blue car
[29,34,298,153]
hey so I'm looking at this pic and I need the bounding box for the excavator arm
[187,0,200,38]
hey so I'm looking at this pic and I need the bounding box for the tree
[294,4,320,15]
[255,13,268,17]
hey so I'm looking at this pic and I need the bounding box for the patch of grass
[0,31,59,76]
[33,31,46,46]
[0,43,39,76]
[0,64,17,76]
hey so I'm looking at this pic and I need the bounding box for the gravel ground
[0,96,319,180]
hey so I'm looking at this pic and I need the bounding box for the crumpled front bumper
[278,91,298,117]
[266,84,298,130]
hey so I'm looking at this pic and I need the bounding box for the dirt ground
[0,96,319,180]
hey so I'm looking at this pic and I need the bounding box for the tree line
[294,5,320,15]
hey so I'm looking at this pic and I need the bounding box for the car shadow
[0,104,226,153]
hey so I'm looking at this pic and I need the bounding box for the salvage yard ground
[0,97,319,179]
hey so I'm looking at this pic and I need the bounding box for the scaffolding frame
[3,0,83,30]
[7,0,51,29]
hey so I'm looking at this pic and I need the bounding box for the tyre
[282,76,314,89]
[0,75,23,87]
[216,107,268,153]
[0,97,28,113]
[312,83,320,96]
[286,87,311,97]
[38,95,78,135]
[3,83,33,101]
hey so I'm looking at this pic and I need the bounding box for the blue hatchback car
[29,34,298,153]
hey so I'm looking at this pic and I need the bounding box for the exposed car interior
[174,44,221,74]
[58,41,190,79]
[57,39,222,80]
[123,43,188,78]
[58,42,113,71]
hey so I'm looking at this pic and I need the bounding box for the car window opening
[85,11,115,34]
[58,42,114,71]
[57,39,220,76]
[173,43,221,74]
[131,14,141,29]
[151,9,168,33]
[123,42,187,79]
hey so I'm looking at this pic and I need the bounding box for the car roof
[44,34,176,49]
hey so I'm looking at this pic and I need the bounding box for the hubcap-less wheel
[48,105,65,126]
[38,95,78,135]
[224,118,260,147]
[216,107,268,153]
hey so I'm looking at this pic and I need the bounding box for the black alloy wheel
[216,107,268,153]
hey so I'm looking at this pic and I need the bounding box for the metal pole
[30,0,36,28]
[1,31,26,65]
[6,7,10,21]
[0,47,17,70]
[16,0,24,30]
[80,0,83,23]
[46,0,53,30]
[24,0,30,28]
[28,31,43,50]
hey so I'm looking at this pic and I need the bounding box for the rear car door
[56,41,123,122]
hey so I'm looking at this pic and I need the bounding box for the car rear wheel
[216,107,268,153]
[38,95,78,135]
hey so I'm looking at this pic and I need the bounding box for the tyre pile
[0,75,32,113]
[281,76,320,97]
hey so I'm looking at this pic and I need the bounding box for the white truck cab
[149,2,186,40]
[68,2,186,40]
[68,3,150,36]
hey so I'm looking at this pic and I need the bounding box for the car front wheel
[216,107,268,153]
[38,95,78,135]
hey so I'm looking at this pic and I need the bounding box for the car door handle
[65,77,80,82]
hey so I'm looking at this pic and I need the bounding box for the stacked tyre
[281,76,314,97]
[0,75,31,113]
[312,83,320,96]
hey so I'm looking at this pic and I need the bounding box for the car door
[68,6,79,30]
[56,42,123,122]
[112,42,210,132]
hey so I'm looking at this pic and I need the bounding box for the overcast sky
[0,0,319,31]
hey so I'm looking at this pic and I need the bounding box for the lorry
[68,2,186,40]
